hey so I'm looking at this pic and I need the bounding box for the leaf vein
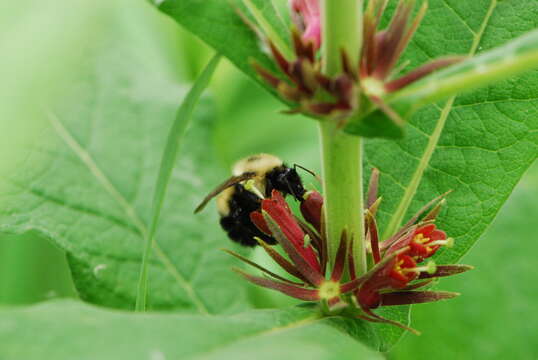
[382,0,498,239]
[47,112,211,315]
[440,0,477,36]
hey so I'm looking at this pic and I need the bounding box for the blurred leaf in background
[0,0,111,306]
[0,233,76,304]
[0,0,318,310]
[0,301,383,360]
[0,0,242,314]
[0,0,213,307]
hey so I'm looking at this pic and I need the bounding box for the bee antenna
[294,164,321,183]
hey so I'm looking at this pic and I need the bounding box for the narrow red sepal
[419,264,474,279]
[385,56,464,92]
[380,290,459,306]
[358,300,420,335]
[256,238,308,283]
[366,212,381,264]
[330,231,348,282]
[234,268,320,301]
[268,41,291,76]
[223,249,303,285]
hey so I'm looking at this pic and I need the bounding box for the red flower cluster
[227,169,471,333]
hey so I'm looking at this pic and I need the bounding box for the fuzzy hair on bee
[195,154,307,246]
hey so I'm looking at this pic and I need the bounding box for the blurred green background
[0,0,536,358]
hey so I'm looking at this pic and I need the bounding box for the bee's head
[266,165,306,201]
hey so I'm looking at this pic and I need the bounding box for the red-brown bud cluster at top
[248,0,463,125]
[227,168,472,334]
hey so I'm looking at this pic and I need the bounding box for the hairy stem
[321,0,362,73]
[319,123,366,275]
[320,0,366,274]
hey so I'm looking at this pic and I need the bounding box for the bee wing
[194,172,256,213]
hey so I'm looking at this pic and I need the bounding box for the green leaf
[362,0,538,267]
[346,28,538,136]
[136,54,221,312]
[343,1,538,343]
[242,0,293,58]
[392,163,538,359]
[156,0,287,92]
[0,300,385,360]
[344,110,405,139]
[0,7,249,314]
[392,28,538,115]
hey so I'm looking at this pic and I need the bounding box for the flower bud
[300,190,323,232]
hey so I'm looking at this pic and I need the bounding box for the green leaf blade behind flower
[0,300,384,360]
[347,28,538,135]
[394,29,538,114]
[0,4,250,315]
[361,0,538,267]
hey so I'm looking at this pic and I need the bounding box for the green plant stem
[320,0,366,274]
[319,123,366,275]
[321,0,362,73]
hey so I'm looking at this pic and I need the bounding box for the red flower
[223,170,472,334]
[251,190,321,272]
[408,224,452,260]
[388,253,419,288]
[232,190,368,308]
[386,224,453,261]
[354,250,435,310]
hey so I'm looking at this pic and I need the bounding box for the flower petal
[262,208,323,285]
[382,191,451,250]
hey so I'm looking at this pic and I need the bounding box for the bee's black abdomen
[220,214,276,246]
[211,159,307,247]
[219,184,277,246]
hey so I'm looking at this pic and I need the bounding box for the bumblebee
[195,154,306,246]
